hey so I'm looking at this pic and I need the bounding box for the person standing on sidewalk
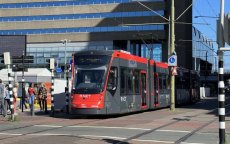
[0,79,6,117]
[12,82,19,115]
[20,83,28,110]
[28,83,35,114]
[38,83,47,113]
[4,84,10,114]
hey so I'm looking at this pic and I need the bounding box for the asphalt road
[0,95,230,144]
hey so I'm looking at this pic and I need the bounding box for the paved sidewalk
[0,96,229,144]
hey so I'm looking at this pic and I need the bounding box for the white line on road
[79,134,126,140]
[0,133,22,136]
[33,125,192,133]
[33,125,63,128]
[157,129,191,133]
[29,133,71,136]
[133,139,174,144]
[180,142,205,144]
[68,125,151,130]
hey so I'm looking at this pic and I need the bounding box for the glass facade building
[0,0,166,67]
[192,27,215,73]
[0,0,214,74]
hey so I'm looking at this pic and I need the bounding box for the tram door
[154,73,159,106]
[140,71,147,107]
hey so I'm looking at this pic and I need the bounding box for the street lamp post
[61,39,71,79]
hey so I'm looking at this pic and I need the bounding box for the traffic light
[224,12,230,45]
[46,58,55,69]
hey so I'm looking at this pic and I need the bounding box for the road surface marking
[34,125,192,133]
[68,125,150,130]
[29,133,71,136]
[34,125,63,128]
[79,134,126,140]
[158,129,191,133]
[133,139,174,143]
[180,142,205,144]
[0,133,22,136]
[0,132,214,144]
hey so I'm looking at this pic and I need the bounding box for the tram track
[116,102,230,144]
[0,99,229,143]
[0,115,107,141]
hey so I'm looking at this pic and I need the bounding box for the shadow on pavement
[102,139,129,144]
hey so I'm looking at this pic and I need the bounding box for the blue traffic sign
[168,55,177,66]
[56,67,62,73]
[169,57,175,63]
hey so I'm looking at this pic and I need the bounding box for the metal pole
[22,52,25,113]
[194,43,197,71]
[66,68,69,114]
[8,65,14,121]
[170,0,175,111]
[205,51,208,86]
[50,69,55,117]
[64,40,67,79]
[218,0,225,143]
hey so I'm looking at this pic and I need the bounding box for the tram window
[159,75,163,89]
[162,75,167,89]
[120,68,140,95]
[133,70,140,94]
[107,67,118,92]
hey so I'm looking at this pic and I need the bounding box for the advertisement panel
[0,35,26,56]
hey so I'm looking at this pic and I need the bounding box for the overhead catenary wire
[135,1,169,21]
[193,7,216,33]
[205,0,219,17]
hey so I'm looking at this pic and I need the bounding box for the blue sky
[193,0,230,70]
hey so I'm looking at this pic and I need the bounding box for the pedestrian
[28,83,35,113]
[38,83,47,113]
[20,83,28,110]
[12,82,19,115]
[0,79,6,117]
[4,84,10,113]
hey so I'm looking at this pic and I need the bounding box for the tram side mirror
[107,67,117,94]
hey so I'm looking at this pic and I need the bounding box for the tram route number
[121,96,127,102]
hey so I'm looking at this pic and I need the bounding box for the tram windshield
[74,69,106,94]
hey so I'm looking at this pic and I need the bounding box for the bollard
[7,65,14,120]
[50,69,54,116]
[31,98,34,116]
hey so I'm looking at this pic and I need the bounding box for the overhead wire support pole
[170,0,175,112]
[218,0,225,143]
[22,51,25,113]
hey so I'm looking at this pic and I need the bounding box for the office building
[0,0,214,74]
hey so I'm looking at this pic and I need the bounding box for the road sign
[12,55,34,64]
[168,55,177,66]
